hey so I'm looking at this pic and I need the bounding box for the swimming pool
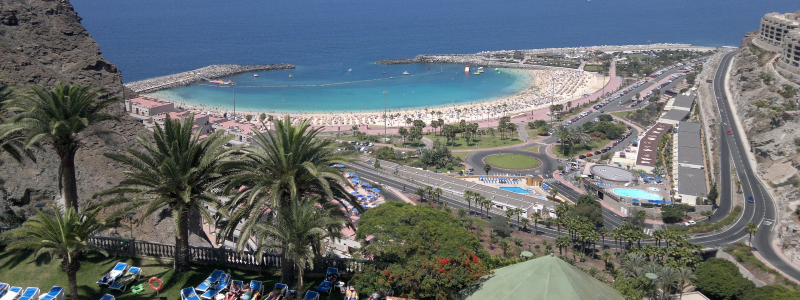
[613,188,662,200]
[499,186,534,195]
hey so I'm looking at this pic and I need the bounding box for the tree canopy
[694,258,755,300]
[354,202,488,299]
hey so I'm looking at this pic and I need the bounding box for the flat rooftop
[636,123,671,167]
[678,166,707,197]
[662,109,690,122]
[590,165,635,182]
[672,94,696,109]
[129,97,173,109]
[678,122,704,166]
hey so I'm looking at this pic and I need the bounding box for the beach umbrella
[632,199,639,202]
[520,251,533,258]
[372,188,382,193]
[350,191,357,195]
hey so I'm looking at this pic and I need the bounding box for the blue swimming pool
[499,186,533,195]
[612,188,662,200]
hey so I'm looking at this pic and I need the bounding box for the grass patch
[552,139,612,158]
[452,153,471,160]
[485,154,540,169]
[611,111,631,119]
[522,145,540,153]
[0,251,343,300]
[584,65,607,72]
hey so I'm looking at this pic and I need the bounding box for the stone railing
[0,227,371,274]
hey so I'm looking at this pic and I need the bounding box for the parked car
[685,221,697,226]
[586,153,593,157]
[579,155,587,159]
[594,151,602,155]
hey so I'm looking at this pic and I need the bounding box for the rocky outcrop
[730,31,800,264]
[0,0,207,246]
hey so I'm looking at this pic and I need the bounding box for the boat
[403,71,410,75]
[210,80,235,85]
[348,68,352,72]
[382,72,386,74]
[473,71,481,75]
[464,65,470,73]
[426,67,431,70]
[289,75,293,78]
[477,67,484,73]
[389,76,394,79]
[254,74,258,77]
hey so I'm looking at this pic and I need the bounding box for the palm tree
[483,163,491,175]
[555,236,571,256]
[434,187,443,204]
[676,267,694,300]
[414,187,426,203]
[498,238,512,258]
[1,82,119,211]
[97,114,239,271]
[0,85,30,163]
[657,266,679,300]
[221,116,358,249]
[746,222,758,248]
[521,218,531,232]
[531,212,542,235]
[0,205,108,300]
[600,251,612,270]
[463,191,473,215]
[253,197,346,296]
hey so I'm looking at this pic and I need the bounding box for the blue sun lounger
[199,273,230,299]
[39,286,65,300]
[250,281,263,298]
[303,291,320,300]
[109,267,142,292]
[181,287,201,300]
[195,269,224,292]
[315,267,340,293]
[0,286,22,300]
[0,283,8,298]
[99,294,115,300]
[97,262,128,286]
[17,287,40,300]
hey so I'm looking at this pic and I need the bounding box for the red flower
[440,268,445,273]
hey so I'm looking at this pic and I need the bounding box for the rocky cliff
[729,32,800,264]
[0,0,207,246]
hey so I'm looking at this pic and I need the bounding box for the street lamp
[125,211,137,240]
[384,91,389,139]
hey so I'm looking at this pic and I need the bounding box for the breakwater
[124,63,295,94]
[377,43,709,67]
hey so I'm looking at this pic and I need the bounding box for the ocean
[71,0,799,112]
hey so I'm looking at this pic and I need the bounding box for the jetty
[124,63,295,94]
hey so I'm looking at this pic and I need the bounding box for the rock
[0,9,18,26]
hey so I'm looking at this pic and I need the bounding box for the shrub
[490,216,512,238]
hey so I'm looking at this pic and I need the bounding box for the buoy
[149,276,164,291]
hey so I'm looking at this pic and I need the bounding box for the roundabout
[482,153,542,170]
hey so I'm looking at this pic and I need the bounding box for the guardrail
[0,226,371,274]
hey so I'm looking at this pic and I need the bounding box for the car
[586,153,593,157]
[594,151,602,155]
[685,221,697,226]
[727,130,732,135]
[748,195,754,203]
[600,110,605,113]
[579,155,586,159]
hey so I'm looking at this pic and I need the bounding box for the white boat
[403,71,410,75]
[253,74,258,77]
[348,68,352,72]
[465,65,470,73]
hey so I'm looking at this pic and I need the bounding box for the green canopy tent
[460,254,624,300]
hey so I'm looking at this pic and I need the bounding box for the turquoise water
[499,186,534,195]
[150,65,528,113]
[612,188,662,200]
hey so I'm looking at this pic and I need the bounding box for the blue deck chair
[0,287,22,300]
[181,287,201,300]
[0,283,8,298]
[39,286,64,300]
[250,280,263,295]
[109,267,142,292]
[17,287,39,300]
[200,274,232,299]
[196,269,224,292]
[99,294,115,300]
[97,262,127,285]
[303,291,320,300]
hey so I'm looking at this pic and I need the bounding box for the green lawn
[611,111,631,119]
[484,154,540,169]
[522,145,540,153]
[583,65,607,72]
[0,251,344,300]
[552,139,612,158]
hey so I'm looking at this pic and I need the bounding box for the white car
[684,221,697,226]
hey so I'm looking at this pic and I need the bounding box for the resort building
[634,122,672,172]
[125,97,175,119]
[211,119,268,145]
[673,122,708,205]
[756,10,800,78]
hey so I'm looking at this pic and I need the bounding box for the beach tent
[632,199,639,203]
[372,188,381,193]
[459,254,624,300]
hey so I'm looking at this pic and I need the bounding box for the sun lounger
[181,287,201,300]
[17,287,39,300]
[249,281,263,300]
[314,281,334,293]
[199,273,230,299]
[97,262,128,286]
[109,267,142,292]
[0,287,21,300]
[39,286,64,300]
[0,283,8,298]
[99,294,115,300]
[196,269,225,292]
[303,291,319,300]
[264,283,287,300]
